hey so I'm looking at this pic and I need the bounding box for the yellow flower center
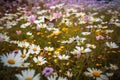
[92,71,100,77]
[80,50,85,53]
[89,46,93,49]
[2,37,6,40]
[8,59,15,64]
[37,60,41,63]
[22,44,27,48]
[33,48,37,51]
[109,45,113,48]
[21,54,26,58]
[25,77,33,80]
[62,57,65,60]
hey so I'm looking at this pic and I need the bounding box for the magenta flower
[53,12,62,19]
[28,15,36,24]
[42,67,54,76]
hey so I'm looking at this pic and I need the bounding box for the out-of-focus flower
[58,76,68,80]
[66,71,73,78]
[0,33,10,42]
[53,12,62,19]
[26,32,32,36]
[15,69,40,80]
[75,46,92,53]
[18,41,30,49]
[44,46,54,52]
[106,42,119,49]
[47,75,57,80]
[109,64,119,71]
[58,54,70,60]
[16,30,22,35]
[28,15,37,24]
[82,32,91,36]
[86,44,96,49]
[106,73,114,77]
[42,67,54,76]
[96,35,105,40]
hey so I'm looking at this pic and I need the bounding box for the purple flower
[0,37,3,42]
[76,54,81,58]
[12,50,19,54]
[96,35,104,40]
[106,36,111,39]
[42,67,54,76]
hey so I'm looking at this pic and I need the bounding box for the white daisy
[26,32,33,36]
[58,76,68,80]
[0,33,10,42]
[106,42,119,49]
[75,46,92,53]
[29,44,41,54]
[44,46,54,52]
[33,56,47,65]
[18,41,30,49]
[21,62,30,68]
[68,37,76,43]
[109,64,119,71]
[106,73,114,77]
[66,71,73,78]
[71,50,81,55]
[0,52,24,67]
[84,68,109,80]
[19,49,30,61]
[15,69,40,80]
[86,44,96,49]
[47,75,57,80]
[82,32,91,36]
[58,54,70,60]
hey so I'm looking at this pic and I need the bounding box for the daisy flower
[0,33,10,42]
[15,69,40,80]
[29,44,41,54]
[58,54,70,60]
[19,49,30,61]
[0,52,24,67]
[68,37,76,43]
[42,67,54,76]
[109,64,119,71]
[81,32,91,36]
[18,41,30,49]
[75,46,92,53]
[44,46,54,52]
[84,68,108,80]
[86,44,96,49]
[58,76,68,80]
[66,71,73,78]
[33,56,47,65]
[47,75,57,80]
[106,42,119,49]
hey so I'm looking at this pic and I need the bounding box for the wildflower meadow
[0,0,120,80]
